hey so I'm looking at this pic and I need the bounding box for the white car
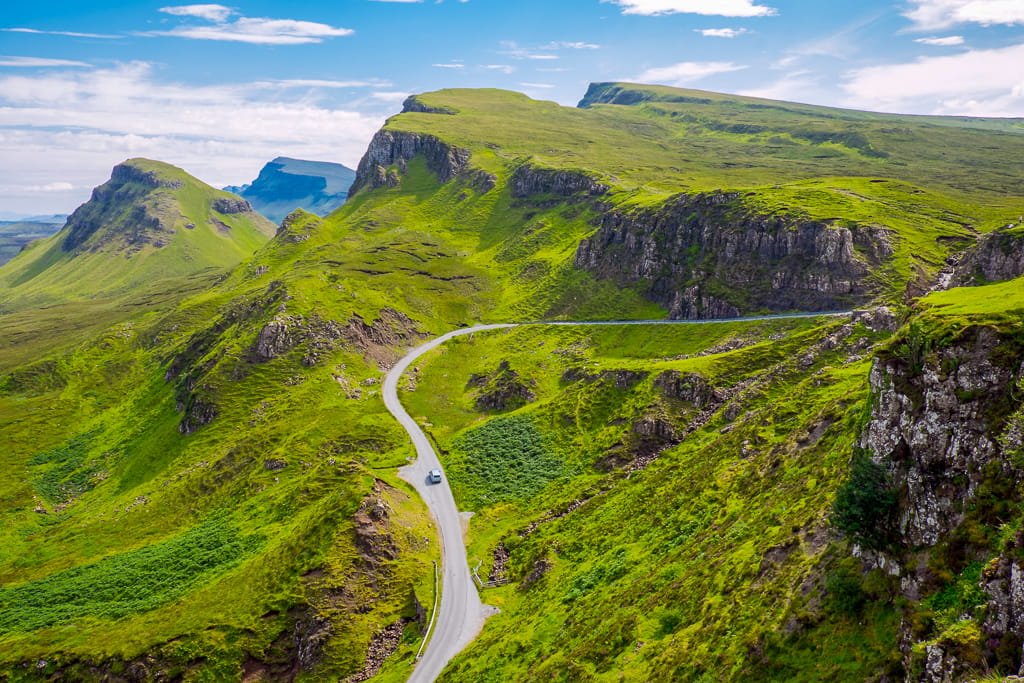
[428,468,443,484]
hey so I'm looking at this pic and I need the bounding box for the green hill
[0,158,276,313]
[2,84,1024,682]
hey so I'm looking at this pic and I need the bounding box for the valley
[1,83,1024,682]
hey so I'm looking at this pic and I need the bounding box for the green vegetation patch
[30,428,106,504]
[449,415,564,508]
[0,515,262,633]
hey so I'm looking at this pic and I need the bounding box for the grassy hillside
[1,84,1024,681]
[0,159,276,313]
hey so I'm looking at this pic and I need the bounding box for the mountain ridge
[226,156,357,224]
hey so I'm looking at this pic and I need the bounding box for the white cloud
[147,8,353,45]
[633,61,747,86]
[370,91,411,102]
[739,70,820,101]
[914,35,965,45]
[484,64,515,74]
[5,181,76,193]
[251,79,390,89]
[543,41,600,49]
[904,0,1024,29]
[2,28,120,39]
[499,40,592,60]
[0,62,384,213]
[843,42,1024,115]
[432,62,465,68]
[605,0,776,17]
[519,82,555,88]
[148,18,353,44]
[158,4,234,22]
[0,56,93,67]
[695,27,750,38]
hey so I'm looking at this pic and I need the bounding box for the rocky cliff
[951,222,1024,286]
[349,130,470,195]
[575,191,895,318]
[857,323,1024,680]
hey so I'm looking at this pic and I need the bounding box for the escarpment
[350,129,470,194]
[575,192,895,319]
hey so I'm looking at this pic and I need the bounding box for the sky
[1,0,1023,217]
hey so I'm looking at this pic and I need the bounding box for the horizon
[2,0,1024,214]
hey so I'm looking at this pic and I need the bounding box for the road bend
[387,312,852,682]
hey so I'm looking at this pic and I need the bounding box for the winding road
[387,312,851,682]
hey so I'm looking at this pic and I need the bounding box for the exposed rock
[852,306,900,333]
[110,162,184,189]
[860,325,1022,547]
[468,360,537,411]
[401,95,456,115]
[178,394,218,435]
[350,130,470,194]
[952,224,1024,286]
[560,367,648,389]
[510,164,609,199]
[522,558,552,590]
[574,191,895,319]
[264,458,288,471]
[276,211,324,242]
[353,496,398,566]
[211,197,253,214]
[341,619,410,682]
[654,370,719,407]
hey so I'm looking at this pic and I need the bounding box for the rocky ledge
[575,191,895,319]
[350,130,470,194]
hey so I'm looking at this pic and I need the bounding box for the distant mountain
[226,156,356,224]
[0,158,275,311]
[0,213,68,223]
[0,221,63,266]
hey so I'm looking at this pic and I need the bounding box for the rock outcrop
[467,360,537,411]
[510,165,609,199]
[860,325,1021,547]
[350,130,470,194]
[855,323,1024,680]
[575,191,895,319]
[951,223,1024,286]
[211,197,253,215]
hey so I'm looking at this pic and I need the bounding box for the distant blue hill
[225,157,357,224]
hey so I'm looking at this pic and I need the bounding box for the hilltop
[1,84,1024,682]
[0,158,275,313]
[226,157,357,224]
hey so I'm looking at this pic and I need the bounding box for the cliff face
[349,130,470,195]
[951,223,1024,286]
[861,326,1022,547]
[857,325,1024,680]
[574,192,895,318]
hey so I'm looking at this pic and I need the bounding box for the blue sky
[1,0,1023,216]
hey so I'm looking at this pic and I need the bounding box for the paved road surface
[389,325,515,683]
[386,312,851,682]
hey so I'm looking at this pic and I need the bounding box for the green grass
[399,316,897,681]
[0,515,262,633]
[447,415,565,509]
